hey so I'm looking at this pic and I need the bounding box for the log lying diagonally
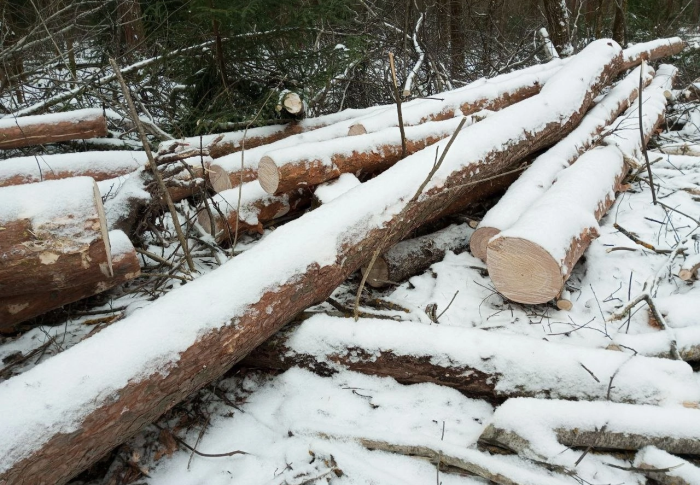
[0,230,140,333]
[634,446,700,485]
[486,65,677,305]
[470,64,654,261]
[0,40,622,485]
[0,109,107,149]
[243,315,700,405]
[0,177,113,298]
[478,398,700,461]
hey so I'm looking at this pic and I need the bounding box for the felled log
[0,177,113,297]
[0,40,622,485]
[612,326,700,362]
[470,64,653,261]
[0,231,140,333]
[258,116,475,195]
[360,223,473,288]
[478,398,700,460]
[0,151,147,188]
[198,182,309,241]
[679,254,700,280]
[634,446,700,485]
[486,65,676,304]
[312,173,361,205]
[0,109,107,149]
[620,36,684,70]
[243,315,700,405]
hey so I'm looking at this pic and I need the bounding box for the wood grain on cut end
[208,163,233,193]
[348,123,367,136]
[282,93,303,115]
[469,227,500,262]
[360,259,390,288]
[258,156,280,194]
[487,236,562,304]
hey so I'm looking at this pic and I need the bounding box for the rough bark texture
[207,164,259,193]
[541,0,572,56]
[0,110,107,149]
[0,179,112,297]
[612,0,629,46]
[0,233,140,333]
[620,37,685,71]
[0,45,620,485]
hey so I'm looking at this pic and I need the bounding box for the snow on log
[470,64,653,261]
[0,40,622,485]
[0,109,107,149]
[620,37,685,71]
[634,446,700,485]
[185,105,388,159]
[613,326,700,362]
[0,151,147,188]
[198,182,309,241]
[243,315,700,405]
[0,231,140,333]
[312,173,361,205]
[0,177,113,297]
[259,115,480,195]
[360,223,473,288]
[486,65,676,304]
[659,143,700,157]
[478,398,700,460]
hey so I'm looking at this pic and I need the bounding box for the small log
[0,109,107,149]
[243,315,700,405]
[634,446,700,485]
[0,230,140,333]
[470,64,653,261]
[0,177,113,297]
[620,36,685,71]
[478,398,700,460]
[277,91,304,116]
[198,182,309,241]
[486,66,675,304]
[0,40,622,485]
[360,223,473,288]
[679,254,700,281]
[0,151,147,188]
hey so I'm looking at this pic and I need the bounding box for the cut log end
[360,258,390,288]
[208,163,233,193]
[258,156,281,194]
[282,92,303,115]
[197,209,219,238]
[487,236,562,304]
[470,227,500,262]
[348,124,367,136]
[679,268,696,281]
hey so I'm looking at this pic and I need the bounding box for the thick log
[470,64,653,261]
[0,109,107,149]
[259,116,481,195]
[0,151,147,188]
[312,173,361,205]
[620,37,685,71]
[0,231,140,333]
[198,182,309,241]
[0,177,113,297]
[0,40,622,485]
[360,223,473,288]
[486,65,676,304]
[243,315,700,405]
[478,398,700,460]
[634,446,700,485]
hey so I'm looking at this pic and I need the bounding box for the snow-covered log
[634,446,700,485]
[470,65,653,261]
[360,223,473,288]
[486,65,676,304]
[0,109,107,149]
[679,254,700,280]
[312,173,361,205]
[243,315,700,405]
[258,115,481,195]
[620,37,685,71]
[613,326,700,362]
[0,177,113,297]
[478,398,700,460]
[198,182,309,241]
[0,40,622,485]
[0,231,140,333]
[0,151,147,188]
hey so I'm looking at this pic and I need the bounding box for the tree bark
[541,0,572,56]
[0,177,113,297]
[612,0,629,46]
[0,231,140,333]
[0,109,107,149]
[620,37,684,71]
[449,0,465,78]
[0,41,621,485]
[117,0,146,51]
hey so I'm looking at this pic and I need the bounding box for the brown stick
[0,109,107,149]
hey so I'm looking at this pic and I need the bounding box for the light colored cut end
[93,180,113,277]
[208,163,232,193]
[469,227,500,262]
[197,208,221,238]
[360,258,390,288]
[348,124,367,136]
[282,92,303,115]
[487,236,562,304]
[258,156,281,194]
[679,268,696,281]
[556,289,573,311]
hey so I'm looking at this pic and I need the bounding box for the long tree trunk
[612,0,629,46]
[0,41,622,485]
[0,109,107,149]
[117,0,146,51]
[541,0,573,56]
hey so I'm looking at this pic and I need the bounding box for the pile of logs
[0,36,694,485]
